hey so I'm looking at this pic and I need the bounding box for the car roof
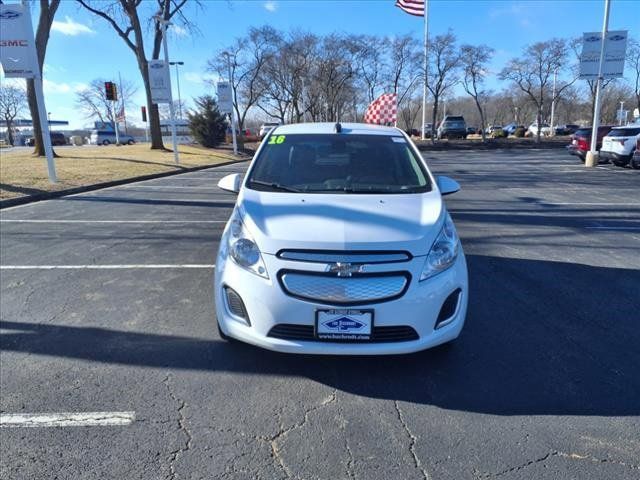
[272,122,403,136]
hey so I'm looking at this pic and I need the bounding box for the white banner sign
[579,30,628,79]
[0,4,39,78]
[148,60,172,104]
[216,81,233,113]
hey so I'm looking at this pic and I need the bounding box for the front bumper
[214,250,468,355]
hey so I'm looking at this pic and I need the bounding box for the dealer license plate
[316,309,373,340]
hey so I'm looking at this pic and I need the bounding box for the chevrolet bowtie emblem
[327,262,364,277]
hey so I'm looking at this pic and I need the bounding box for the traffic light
[105,82,118,101]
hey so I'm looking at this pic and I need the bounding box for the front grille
[279,272,409,305]
[268,324,419,343]
[278,250,411,264]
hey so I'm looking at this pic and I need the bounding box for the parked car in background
[25,131,67,146]
[503,123,518,135]
[527,123,551,137]
[554,124,580,136]
[405,128,420,137]
[259,122,280,139]
[599,125,640,166]
[485,125,503,134]
[89,130,135,145]
[631,138,640,169]
[422,123,433,138]
[466,127,477,136]
[437,116,467,139]
[567,126,613,161]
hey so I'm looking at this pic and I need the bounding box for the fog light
[224,287,250,324]
[435,288,461,329]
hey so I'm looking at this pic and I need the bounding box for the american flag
[363,93,397,126]
[395,0,425,17]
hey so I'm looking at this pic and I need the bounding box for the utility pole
[550,69,558,136]
[619,101,624,125]
[223,52,238,155]
[586,0,611,167]
[155,14,179,164]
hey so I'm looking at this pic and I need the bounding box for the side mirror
[436,176,460,196]
[218,173,242,193]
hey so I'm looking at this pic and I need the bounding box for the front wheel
[612,157,630,167]
[127,139,134,145]
[631,153,640,170]
[102,139,110,146]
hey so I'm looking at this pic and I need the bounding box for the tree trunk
[536,107,542,143]
[474,97,487,143]
[6,121,15,146]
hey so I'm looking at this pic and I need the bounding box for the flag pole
[420,0,429,140]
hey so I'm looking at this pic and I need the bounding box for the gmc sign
[0,39,28,47]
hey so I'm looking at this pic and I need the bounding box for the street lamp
[222,51,238,155]
[169,61,184,119]
[47,112,51,122]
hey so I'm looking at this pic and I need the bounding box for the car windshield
[608,128,640,137]
[247,134,431,194]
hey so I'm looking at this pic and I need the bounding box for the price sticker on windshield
[268,135,286,145]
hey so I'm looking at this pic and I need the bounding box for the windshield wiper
[248,180,303,193]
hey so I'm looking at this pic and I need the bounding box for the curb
[0,158,250,210]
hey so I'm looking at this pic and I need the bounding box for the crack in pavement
[476,450,640,478]
[393,400,431,480]
[162,373,193,480]
[260,389,338,479]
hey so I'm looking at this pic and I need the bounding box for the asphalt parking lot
[1,149,639,479]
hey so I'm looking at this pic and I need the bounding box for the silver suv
[90,129,135,145]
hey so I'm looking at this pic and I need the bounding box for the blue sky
[2,0,639,129]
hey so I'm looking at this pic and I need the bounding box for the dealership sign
[579,30,628,79]
[148,60,172,104]
[216,81,233,113]
[0,4,39,78]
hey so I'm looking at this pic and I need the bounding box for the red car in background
[567,126,613,161]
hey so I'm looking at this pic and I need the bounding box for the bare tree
[159,100,187,121]
[25,0,61,156]
[75,78,138,127]
[626,37,640,113]
[500,39,577,142]
[0,84,28,146]
[208,26,280,132]
[427,30,461,141]
[460,44,494,141]
[77,0,200,150]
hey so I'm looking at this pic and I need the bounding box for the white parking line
[0,412,135,428]
[0,220,226,224]
[585,226,640,231]
[0,264,215,270]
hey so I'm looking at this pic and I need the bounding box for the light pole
[169,61,184,119]
[154,14,179,164]
[47,112,51,122]
[586,0,611,167]
[550,68,558,136]
[222,51,238,155]
[619,101,625,125]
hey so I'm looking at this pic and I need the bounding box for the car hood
[238,188,444,256]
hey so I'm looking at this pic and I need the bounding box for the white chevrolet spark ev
[215,122,468,355]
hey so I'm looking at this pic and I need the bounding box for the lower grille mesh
[267,324,418,343]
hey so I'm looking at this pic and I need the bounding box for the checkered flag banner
[363,93,398,125]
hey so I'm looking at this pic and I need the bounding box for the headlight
[225,210,269,279]
[420,212,459,281]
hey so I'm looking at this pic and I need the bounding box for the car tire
[630,152,640,169]
[612,157,630,167]
[127,139,134,145]
[102,140,110,146]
